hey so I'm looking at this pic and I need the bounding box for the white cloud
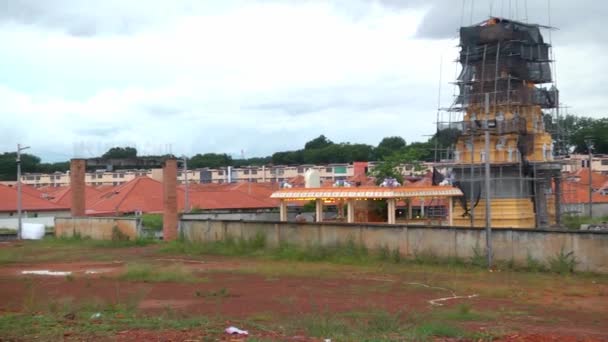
[0,1,604,161]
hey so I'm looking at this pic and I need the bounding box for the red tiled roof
[561,181,608,204]
[567,168,608,189]
[87,177,164,215]
[87,178,279,215]
[0,184,69,212]
[50,186,102,207]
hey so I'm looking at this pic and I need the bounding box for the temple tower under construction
[443,17,562,228]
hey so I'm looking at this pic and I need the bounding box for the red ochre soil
[0,244,607,341]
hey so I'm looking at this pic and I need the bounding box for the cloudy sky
[0,0,605,162]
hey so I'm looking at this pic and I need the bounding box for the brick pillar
[163,158,178,241]
[70,159,86,217]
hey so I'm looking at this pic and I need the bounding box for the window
[326,167,333,173]
[297,167,304,173]
[35,176,41,180]
[270,169,276,175]
[278,178,284,182]
[218,170,224,176]
[119,173,124,178]
[244,169,250,175]
[602,160,608,166]
[26,176,35,180]
[113,173,118,178]
[113,182,118,186]
[277,169,284,175]
[251,169,258,175]
[177,172,183,177]
[334,166,347,174]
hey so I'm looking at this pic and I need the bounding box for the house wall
[55,217,139,240]
[563,203,608,217]
[0,210,70,219]
[0,216,56,229]
[180,220,608,273]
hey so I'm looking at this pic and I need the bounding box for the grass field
[0,237,607,341]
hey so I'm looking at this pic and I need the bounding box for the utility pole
[182,156,190,213]
[16,144,31,240]
[585,138,594,217]
[484,93,492,269]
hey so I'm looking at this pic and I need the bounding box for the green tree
[375,136,406,160]
[304,135,333,150]
[0,152,41,181]
[101,146,137,159]
[189,153,233,168]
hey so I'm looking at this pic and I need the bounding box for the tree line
[0,114,605,181]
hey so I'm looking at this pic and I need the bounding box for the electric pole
[484,93,492,268]
[585,138,594,217]
[182,156,190,213]
[16,144,31,240]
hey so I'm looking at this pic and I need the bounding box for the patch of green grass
[562,215,608,230]
[0,310,216,340]
[119,263,206,283]
[141,214,163,231]
[39,235,156,248]
[412,322,465,339]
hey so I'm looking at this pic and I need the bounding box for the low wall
[0,217,55,229]
[180,219,608,273]
[55,217,140,240]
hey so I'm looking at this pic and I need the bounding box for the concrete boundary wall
[55,217,140,240]
[180,219,608,273]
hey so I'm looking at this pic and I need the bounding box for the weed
[378,245,390,261]
[65,274,75,282]
[548,248,577,274]
[391,247,401,264]
[205,287,230,298]
[112,226,131,241]
[471,246,488,268]
[413,322,464,339]
[526,254,546,272]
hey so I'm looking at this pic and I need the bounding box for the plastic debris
[225,326,248,336]
[21,270,72,276]
[22,223,45,240]
[90,313,102,320]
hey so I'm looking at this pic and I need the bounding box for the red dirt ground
[1,244,607,341]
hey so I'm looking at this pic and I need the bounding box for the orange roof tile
[50,186,102,207]
[0,184,69,212]
[87,177,164,215]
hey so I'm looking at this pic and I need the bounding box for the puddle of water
[21,270,72,276]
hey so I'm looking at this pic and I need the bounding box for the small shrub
[548,248,577,274]
[470,246,488,268]
[141,214,163,231]
[525,254,546,272]
[112,226,130,241]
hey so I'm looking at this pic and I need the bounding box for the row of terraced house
[16,161,430,188]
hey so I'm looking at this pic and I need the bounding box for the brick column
[163,158,178,241]
[70,159,86,217]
